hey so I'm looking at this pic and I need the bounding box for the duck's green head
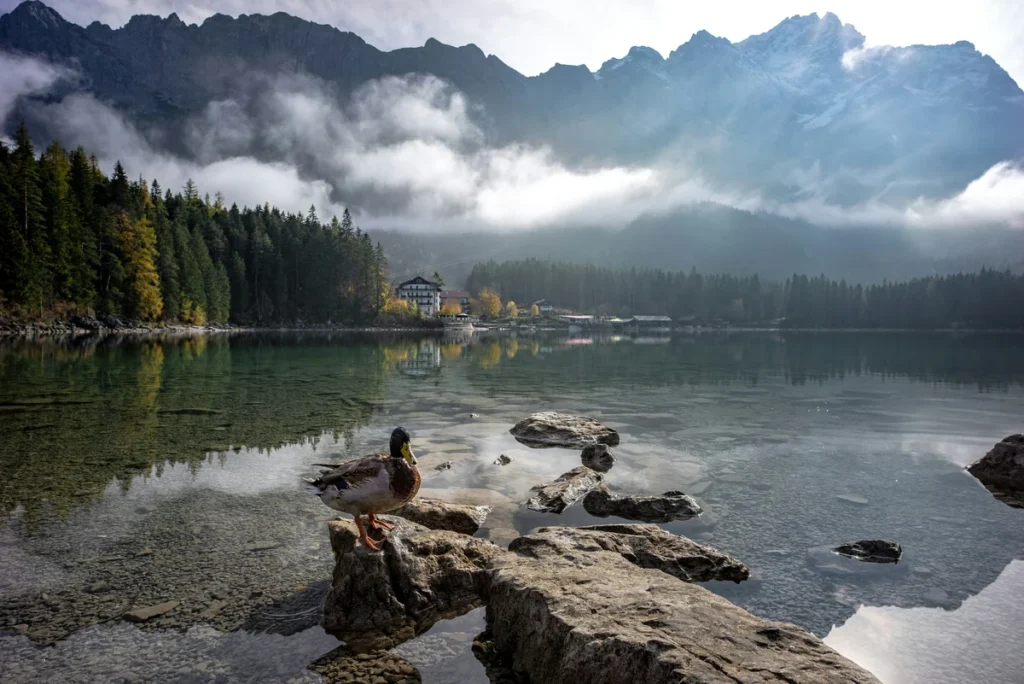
[390,426,416,465]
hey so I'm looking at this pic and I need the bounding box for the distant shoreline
[0,318,446,339]
[4,324,1023,340]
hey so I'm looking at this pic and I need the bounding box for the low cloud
[3,50,1022,233]
[0,51,73,142]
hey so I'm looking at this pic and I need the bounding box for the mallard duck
[306,427,421,551]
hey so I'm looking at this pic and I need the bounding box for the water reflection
[825,560,1024,683]
[2,332,1022,523]
[1,330,1023,683]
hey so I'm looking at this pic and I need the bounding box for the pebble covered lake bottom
[1,331,1023,683]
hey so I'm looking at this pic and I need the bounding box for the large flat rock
[322,517,502,651]
[486,528,878,684]
[392,497,491,535]
[509,524,749,583]
[510,411,620,448]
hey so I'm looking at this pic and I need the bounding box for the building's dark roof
[532,299,550,305]
[397,276,440,288]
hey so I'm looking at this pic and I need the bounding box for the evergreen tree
[10,123,48,312]
[39,141,77,304]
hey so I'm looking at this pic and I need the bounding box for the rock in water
[487,530,878,684]
[510,412,619,448]
[392,497,491,535]
[833,540,902,563]
[582,485,701,522]
[509,524,749,583]
[434,460,454,471]
[123,600,180,623]
[526,466,603,513]
[967,434,1024,494]
[321,517,502,651]
[580,443,615,472]
[310,645,422,683]
[492,454,512,466]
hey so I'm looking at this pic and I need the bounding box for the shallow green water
[1,331,1022,683]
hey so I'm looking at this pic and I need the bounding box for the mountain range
[1,0,1023,283]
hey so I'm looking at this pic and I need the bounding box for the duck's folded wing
[316,454,386,489]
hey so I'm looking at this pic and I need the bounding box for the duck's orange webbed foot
[368,513,395,531]
[354,516,383,552]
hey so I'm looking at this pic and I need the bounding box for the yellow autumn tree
[384,296,411,316]
[112,210,163,320]
[440,300,462,315]
[530,304,540,316]
[505,300,518,318]
[479,288,502,317]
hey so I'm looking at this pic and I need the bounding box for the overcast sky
[1,0,1022,86]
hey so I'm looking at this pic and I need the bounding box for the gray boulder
[510,411,620,448]
[487,528,879,684]
[509,524,748,583]
[392,497,491,535]
[833,539,902,564]
[321,517,502,651]
[582,484,702,522]
[526,466,603,513]
[967,434,1024,494]
[580,443,615,472]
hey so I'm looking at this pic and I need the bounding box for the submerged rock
[582,485,701,522]
[509,524,748,583]
[492,454,512,466]
[967,434,1024,496]
[321,517,501,651]
[309,645,422,683]
[580,443,615,472]
[526,466,603,513]
[510,411,620,448]
[392,497,491,535]
[434,460,454,471]
[488,528,877,684]
[123,600,180,623]
[834,539,902,563]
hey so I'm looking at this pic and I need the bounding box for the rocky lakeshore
[0,314,445,338]
[307,412,878,683]
[317,517,876,683]
[6,407,1017,683]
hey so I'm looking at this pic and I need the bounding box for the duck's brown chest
[389,462,421,506]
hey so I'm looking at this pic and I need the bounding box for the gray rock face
[833,539,902,563]
[487,530,878,684]
[321,517,502,651]
[392,497,491,535]
[968,434,1024,493]
[526,466,603,513]
[510,412,620,449]
[580,443,615,472]
[508,524,749,583]
[582,484,702,522]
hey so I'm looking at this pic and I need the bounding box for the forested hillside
[0,125,389,324]
[467,259,1024,329]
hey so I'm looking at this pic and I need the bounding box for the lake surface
[1,331,1022,683]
